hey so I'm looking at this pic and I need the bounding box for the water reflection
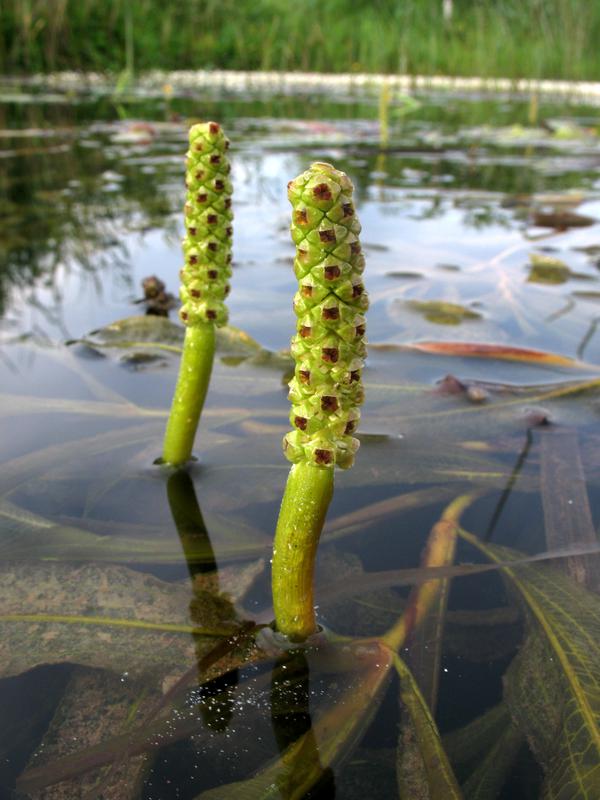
[3,85,600,798]
[3,87,600,358]
[167,470,243,736]
[270,651,336,798]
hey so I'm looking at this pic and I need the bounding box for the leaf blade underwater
[394,654,463,800]
[459,531,600,799]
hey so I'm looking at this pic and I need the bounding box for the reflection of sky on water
[2,89,600,360]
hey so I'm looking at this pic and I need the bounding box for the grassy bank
[1,0,599,80]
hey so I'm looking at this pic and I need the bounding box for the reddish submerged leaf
[403,341,595,369]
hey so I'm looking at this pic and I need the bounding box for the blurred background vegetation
[1,0,598,79]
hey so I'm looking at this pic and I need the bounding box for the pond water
[1,81,600,799]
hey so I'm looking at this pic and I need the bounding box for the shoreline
[5,69,600,104]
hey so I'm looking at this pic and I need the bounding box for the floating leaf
[407,301,481,326]
[391,341,598,370]
[70,315,291,371]
[527,253,572,285]
[386,271,424,280]
[532,210,595,229]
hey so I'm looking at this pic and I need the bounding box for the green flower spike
[272,162,368,641]
[162,122,233,467]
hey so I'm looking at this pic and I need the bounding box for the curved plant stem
[272,462,334,641]
[162,322,215,466]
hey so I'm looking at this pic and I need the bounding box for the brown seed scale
[313,184,332,201]
[321,396,339,412]
[321,348,339,363]
[319,230,336,243]
[315,449,333,465]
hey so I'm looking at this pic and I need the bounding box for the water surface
[1,81,600,799]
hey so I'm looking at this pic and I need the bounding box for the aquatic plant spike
[179,122,233,328]
[162,122,233,466]
[273,163,368,640]
[285,162,368,470]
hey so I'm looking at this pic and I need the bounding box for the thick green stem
[272,462,334,641]
[162,323,215,466]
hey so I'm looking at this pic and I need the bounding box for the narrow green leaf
[443,703,513,772]
[459,531,600,798]
[462,719,523,799]
[394,654,463,800]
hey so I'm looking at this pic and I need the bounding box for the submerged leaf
[17,625,263,795]
[460,532,600,799]
[25,667,155,799]
[461,719,523,800]
[0,501,269,564]
[0,561,238,680]
[444,703,514,774]
[394,655,463,800]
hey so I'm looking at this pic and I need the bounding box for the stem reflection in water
[167,469,239,733]
[271,650,336,798]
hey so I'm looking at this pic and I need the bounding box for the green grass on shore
[1,0,599,81]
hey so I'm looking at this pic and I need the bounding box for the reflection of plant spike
[284,162,368,470]
[162,122,233,467]
[272,162,367,641]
